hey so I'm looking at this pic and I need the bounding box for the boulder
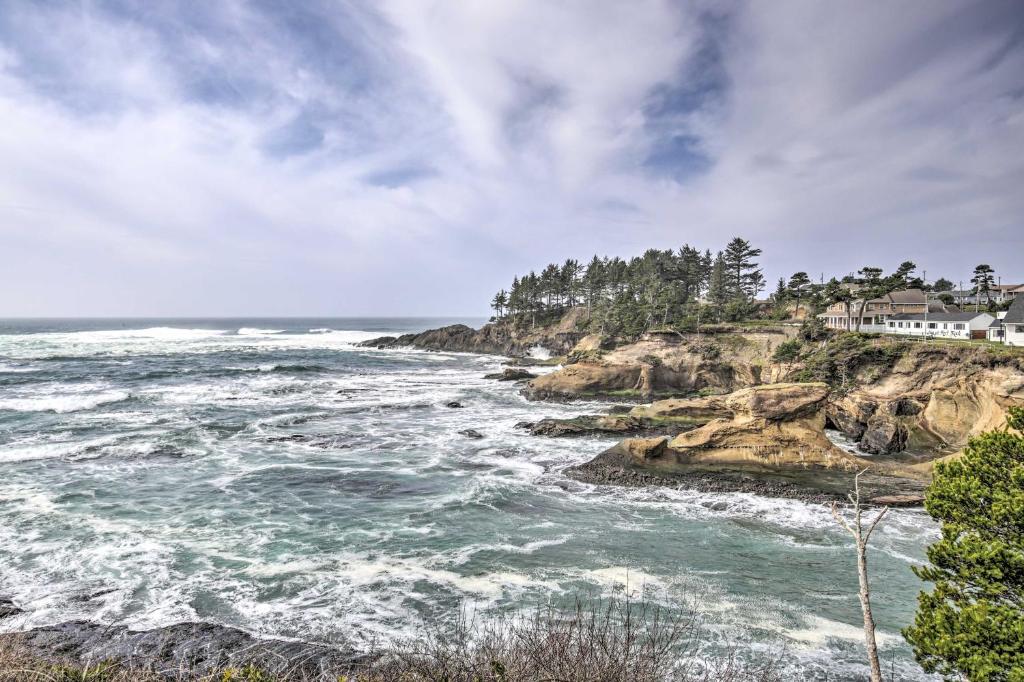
[458,429,484,439]
[860,415,908,454]
[623,437,670,462]
[484,368,538,381]
[445,401,464,408]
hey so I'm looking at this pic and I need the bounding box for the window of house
[897,322,903,328]
[928,322,936,329]
[914,322,922,328]
[943,323,948,329]
[888,322,894,328]
[954,323,965,330]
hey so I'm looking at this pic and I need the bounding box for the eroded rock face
[821,348,1024,458]
[521,362,643,401]
[576,383,873,483]
[860,414,909,454]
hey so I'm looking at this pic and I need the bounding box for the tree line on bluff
[490,237,1003,339]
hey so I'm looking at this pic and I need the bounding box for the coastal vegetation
[904,407,1024,679]
[490,238,1013,339]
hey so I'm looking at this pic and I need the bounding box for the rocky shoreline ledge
[0,615,360,679]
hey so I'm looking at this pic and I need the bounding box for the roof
[989,318,1004,328]
[889,312,992,322]
[866,289,927,305]
[1005,295,1024,324]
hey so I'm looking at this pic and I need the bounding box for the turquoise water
[0,319,938,679]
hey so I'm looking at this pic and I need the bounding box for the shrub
[771,339,802,362]
[903,407,1024,679]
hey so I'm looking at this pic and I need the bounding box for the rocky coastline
[356,310,1024,506]
[0,615,361,679]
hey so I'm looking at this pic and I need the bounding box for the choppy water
[0,319,938,679]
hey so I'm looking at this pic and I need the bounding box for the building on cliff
[991,296,1024,346]
[819,289,950,332]
[885,311,994,340]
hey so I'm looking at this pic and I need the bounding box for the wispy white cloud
[0,0,1021,315]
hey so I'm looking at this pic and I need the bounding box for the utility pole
[923,270,928,337]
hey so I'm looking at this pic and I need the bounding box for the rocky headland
[362,309,1024,503]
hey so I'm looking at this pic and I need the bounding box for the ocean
[0,318,938,679]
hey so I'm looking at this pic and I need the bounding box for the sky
[1,0,1023,317]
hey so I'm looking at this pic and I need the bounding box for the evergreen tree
[853,266,884,332]
[972,264,996,306]
[773,277,788,303]
[788,272,812,314]
[932,277,954,293]
[707,252,729,322]
[491,290,507,318]
[894,261,917,288]
[722,237,763,301]
[904,407,1024,679]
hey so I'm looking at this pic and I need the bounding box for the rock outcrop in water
[358,309,590,356]
[568,382,927,503]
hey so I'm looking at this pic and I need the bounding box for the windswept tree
[853,266,884,331]
[904,407,1024,679]
[971,264,996,307]
[788,272,812,315]
[932,277,954,293]
[893,261,917,288]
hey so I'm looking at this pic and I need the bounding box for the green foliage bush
[771,339,802,362]
[904,407,1024,680]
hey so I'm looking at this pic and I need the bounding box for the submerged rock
[0,597,23,619]
[459,429,485,439]
[445,401,464,408]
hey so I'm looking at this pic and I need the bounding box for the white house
[999,296,1024,347]
[988,312,1008,343]
[885,311,994,340]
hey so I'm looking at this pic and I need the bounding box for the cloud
[0,0,1021,315]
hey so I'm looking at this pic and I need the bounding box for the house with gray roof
[999,296,1024,346]
[885,311,994,340]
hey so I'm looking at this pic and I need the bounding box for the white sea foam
[237,328,285,335]
[0,390,130,414]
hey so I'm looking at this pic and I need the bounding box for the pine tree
[971,264,996,307]
[904,407,1024,679]
[707,252,729,322]
[788,272,812,316]
[722,237,762,301]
